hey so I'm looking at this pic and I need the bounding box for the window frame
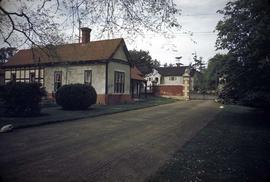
[169,76,176,81]
[84,70,92,86]
[54,71,62,91]
[29,72,35,83]
[114,71,125,93]
[10,73,16,82]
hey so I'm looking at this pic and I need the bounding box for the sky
[128,0,230,66]
[1,0,229,66]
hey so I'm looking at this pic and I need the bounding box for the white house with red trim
[3,28,144,104]
[145,66,195,99]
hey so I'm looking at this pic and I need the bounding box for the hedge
[1,82,46,116]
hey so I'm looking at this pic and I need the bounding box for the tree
[0,0,181,47]
[216,0,270,107]
[190,54,205,72]
[129,49,160,75]
[0,47,17,64]
[188,54,206,92]
[204,54,231,91]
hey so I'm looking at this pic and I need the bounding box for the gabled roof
[4,38,127,67]
[131,66,145,81]
[156,66,187,76]
[156,66,195,76]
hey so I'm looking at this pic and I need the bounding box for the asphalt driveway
[0,100,220,182]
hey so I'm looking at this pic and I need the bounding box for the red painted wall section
[153,85,184,96]
[107,94,132,105]
[46,93,132,105]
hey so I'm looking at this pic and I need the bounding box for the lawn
[148,105,270,182]
[95,96,177,112]
[0,96,177,129]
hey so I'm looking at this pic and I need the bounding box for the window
[169,76,176,81]
[114,71,125,93]
[84,70,92,85]
[155,77,159,82]
[11,73,16,82]
[148,78,152,81]
[29,72,35,83]
[54,71,62,91]
[160,77,164,84]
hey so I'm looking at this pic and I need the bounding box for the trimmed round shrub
[55,84,97,110]
[2,82,46,117]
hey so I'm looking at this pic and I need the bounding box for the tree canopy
[204,54,231,91]
[0,47,17,64]
[129,49,160,75]
[190,54,205,72]
[216,0,270,107]
[0,0,181,47]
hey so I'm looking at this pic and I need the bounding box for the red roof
[131,66,145,81]
[4,38,125,67]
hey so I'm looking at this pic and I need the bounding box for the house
[3,27,138,104]
[131,66,146,98]
[145,66,196,99]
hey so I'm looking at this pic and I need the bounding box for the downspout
[38,57,41,84]
[130,66,132,97]
[105,61,108,95]
[65,62,68,85]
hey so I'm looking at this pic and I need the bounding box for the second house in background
[145,66,197,98]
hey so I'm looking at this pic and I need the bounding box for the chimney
[80,27,92,43]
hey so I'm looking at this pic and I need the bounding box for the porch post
[144,81,147,98]
[131,80,134,98]
[183,70,190,100]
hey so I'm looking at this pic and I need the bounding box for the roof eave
[2,59,109,68]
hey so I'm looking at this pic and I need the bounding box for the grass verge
[0,96,177,130]
[148,105,270,182]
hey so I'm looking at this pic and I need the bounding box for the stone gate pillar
[183,69,190,100]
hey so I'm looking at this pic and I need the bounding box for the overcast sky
[1,0,230,66]
[127,0,230,66]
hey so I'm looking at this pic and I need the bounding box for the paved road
[0,100,220,182]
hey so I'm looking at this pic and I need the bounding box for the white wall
[107,61,130,94]
[145,70,184,86]
[145,69,161,86]
[44,64,106,94]
[163,76,183,85]
[113,46,128,61]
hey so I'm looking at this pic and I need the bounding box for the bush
[55,84,97,110]
[0,85,4,100]
[2,82,46,116]
[218,87,270,109]
[241,91,270,109]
